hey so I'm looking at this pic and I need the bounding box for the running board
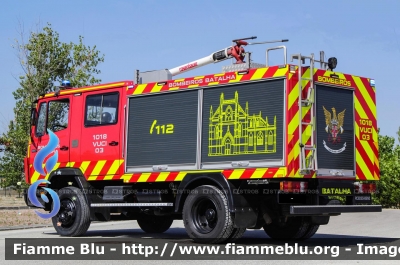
[290,205,382,215]
[90,203,173,207]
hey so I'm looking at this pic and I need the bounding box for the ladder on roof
[291,53,317,174]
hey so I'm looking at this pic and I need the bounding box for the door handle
[60,146,69,151]
[109,141,119,146]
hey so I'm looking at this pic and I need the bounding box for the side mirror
[30,105,37,127]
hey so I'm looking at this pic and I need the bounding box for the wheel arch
[174,173,235,213]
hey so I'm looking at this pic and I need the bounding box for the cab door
[29,96,72,182]
[79,89,123,180]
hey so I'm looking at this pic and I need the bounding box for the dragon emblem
[322,106,346,154]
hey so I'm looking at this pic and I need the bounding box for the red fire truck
[24,37,381,243]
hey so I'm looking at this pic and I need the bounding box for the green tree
[373,129,400,208]
[0,23,104,187]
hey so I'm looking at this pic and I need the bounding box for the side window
[85,93,119,126]
[48,99,70,132]
[36,102,47,136]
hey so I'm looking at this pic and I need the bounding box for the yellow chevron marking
[137,173,151,182]
[288,81,299,110]
[151,84,164,93]
[133,84,147,95]
[88,175,97,181]
[273,168,286,178]
[169,87,180,90]
[91,160,107,176]
[107,159,122,175]
[188,84,200,88]
[103,160,122,180]
[356,150,373,180]
[80,161,90,173]
[288,112,299,135]
[251,68,268,80]
[31,171,40,183]
[155,172,171,182]
[249,168,268,179]
[121,174,133,183]
[353,76,376,119]
[273,67,288,77]
[208,82,220,86]
[228,169,246,179]
[194,76,204,79]
[288,139,300,164]
[175,172,187,181]
[360,140,374,165]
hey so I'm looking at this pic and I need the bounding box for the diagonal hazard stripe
[133,84,147,95]
[250,68,268,80]
[353,76,376,119]
[89,160,107,177]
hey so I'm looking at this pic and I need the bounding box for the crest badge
[322,106,346,154]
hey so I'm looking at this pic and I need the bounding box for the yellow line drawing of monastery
[208,91,277,156]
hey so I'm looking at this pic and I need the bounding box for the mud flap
[232,193,257,228]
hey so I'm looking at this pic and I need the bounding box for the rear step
[290,205,382,215]
[90,203,173,207]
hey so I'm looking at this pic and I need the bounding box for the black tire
[225,228,246,242]
[301,224,319,239]
[183,185,234,244]
[137,215,173,233]
[51,186,91,237]
[263,217,309,240]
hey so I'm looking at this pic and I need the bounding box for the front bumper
[290,205,382,215]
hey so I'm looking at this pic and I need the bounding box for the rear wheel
[51,186,91,237]
[183,185,234,243]
[225,228,246,242]
[137,214,173,233]
[263,216,309,240]
[301,224,319,239]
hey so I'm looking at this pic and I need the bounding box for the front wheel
[183,185,234,243]
[51,186,91,237]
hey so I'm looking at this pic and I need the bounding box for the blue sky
[1,0,400,139]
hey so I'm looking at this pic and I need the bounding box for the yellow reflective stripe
[137,173,151,182]
[175,172,187,181]
[228,169,246,179]
[106,160,121,175]
[251,68,268,80]
[133,84,147,95]
[88,175,97,181]
[273,67,287,77]
[249,168,268,179]
[155,172,171,182]
[273,168,286,178]
[91,160,106,176]
[288,82,299,110]
[80,161,91,173]
[356,150,373,180]
[288,112,299,135]
[151,84,164,93]
[353,76,376,119]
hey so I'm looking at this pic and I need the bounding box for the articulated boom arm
[168,39,251,76]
